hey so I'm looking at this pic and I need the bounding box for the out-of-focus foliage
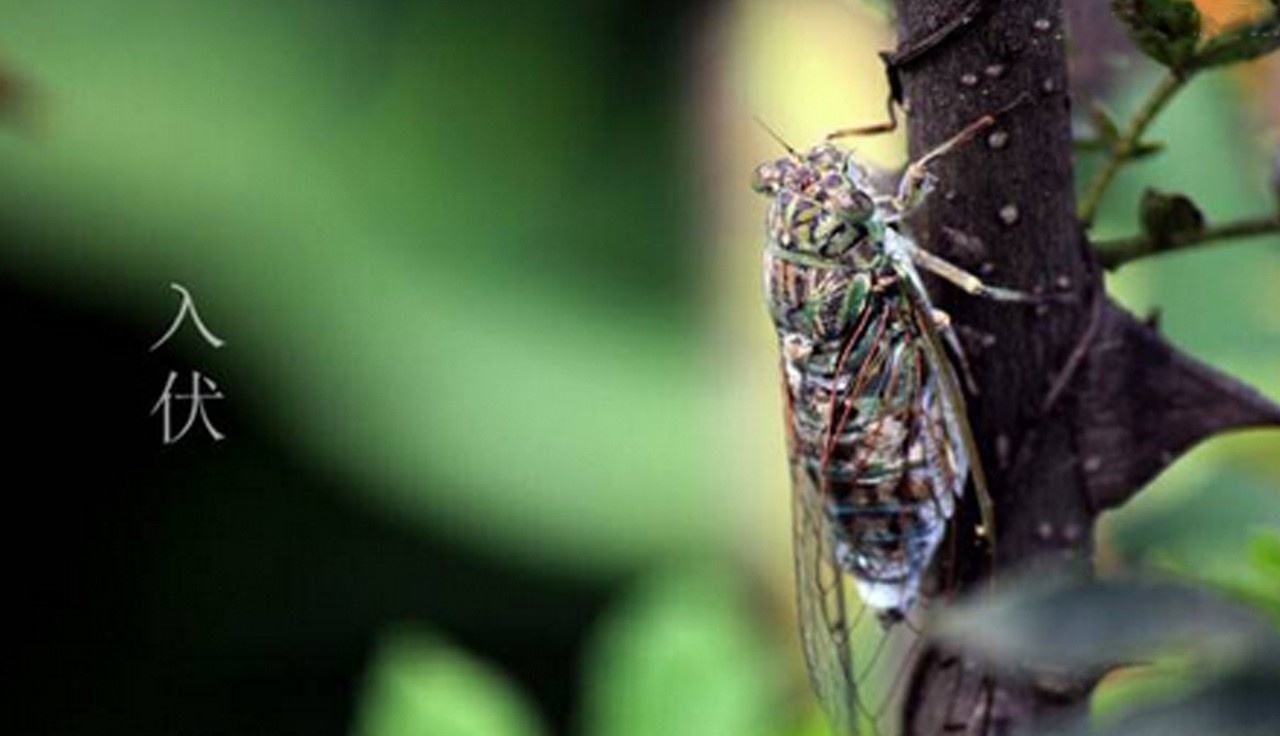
[936,575,1274,671]
[1113,0,1205,70]
[1088,102,1126,149]
[353,631,547,736]
[936,568,1280,736]
[1069,667,1280,736]
[1139,188,1206,245]
[1241,531,1280,622]
[352,568,804,736]
[0,0,710,575]
[578,568,784,736]
[1079,103,1166,162]
[1194,4,1280,67]
[1113,0,1280,72]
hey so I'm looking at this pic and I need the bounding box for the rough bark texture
[887,1,1280,734]
[1078,304,1280,512]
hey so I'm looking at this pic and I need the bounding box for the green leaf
[1243,531,1280,622]
[1056,666,1280,736]
[1075,137,1109,154]
[1111,0,1203,71]
[352,630,546,736]
[1130,140,1167,160]
[934,574,1278,671]
[1140,188,1205,247]
[1090,657,1200,721]
[1089,101,1123,147]
[1253,531,1280,580]
[578,568,783,736]
[1191,13,1280,69]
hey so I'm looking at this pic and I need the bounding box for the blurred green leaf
[1089,101,1123,147]
[579,568,784,736]
[1252,531,1280,579]
[352,630,546,736]
[939,573,1280,736]
[935,574,1277,671]
[1059,665,1280,736]
[0,0,711,574]
[1130,140,1166,160]
[1075,136,1110,154]
[353,629,547,736]
[1242,531,1280,621]
[1109,0,1280,72]
[1139,188,1204,246]
[1191,12,1280,69]
[1103,471,1280,612]
[1111,0,1203,71]
[1090,657,1199,721]
[1159,529,1280,626]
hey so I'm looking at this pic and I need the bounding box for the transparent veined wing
[786,370,948,736]
[887,233,997,553]
[789,451,859,734]
[781,265,996,734]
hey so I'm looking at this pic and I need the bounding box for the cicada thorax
[765,246,965,624]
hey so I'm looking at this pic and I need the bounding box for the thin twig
[1078,71,1189,226]
[1094,214,1280,269]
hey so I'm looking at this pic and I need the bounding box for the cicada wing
[792,457,936,736]
[908,349,969,525]
[790,459,859,735]
[912,305,995,555]
[888,242,996,555]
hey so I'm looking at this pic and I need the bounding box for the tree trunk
[888,1,1280,734]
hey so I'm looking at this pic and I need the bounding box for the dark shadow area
[2,272,613,735]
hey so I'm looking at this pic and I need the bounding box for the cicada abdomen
[770,254,968,606]
[755,142,996,735]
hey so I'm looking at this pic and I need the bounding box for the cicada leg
[825,96,900,140]
[907,245,1040,304]
[893,118,993,214]
[929,308,980,395]
[891,92,1032,214]
[829,1,992,144]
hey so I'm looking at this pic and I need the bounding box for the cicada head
[753,143,881,262]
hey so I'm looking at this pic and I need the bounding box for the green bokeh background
[0,1,1275,735]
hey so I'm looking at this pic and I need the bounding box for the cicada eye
[807,143,841,168]
[751,162,781,195]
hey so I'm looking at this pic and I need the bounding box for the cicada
[753,114,1034,735]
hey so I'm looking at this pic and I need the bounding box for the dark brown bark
[1078,303,1280,513]
[885,1,1280,734]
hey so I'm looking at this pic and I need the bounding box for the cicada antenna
[753,115,802,160]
